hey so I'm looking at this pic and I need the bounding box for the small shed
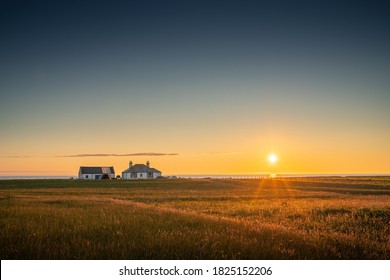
[122,161,162,179]
[78,166,115,180]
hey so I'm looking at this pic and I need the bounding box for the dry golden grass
[0,177,389,259]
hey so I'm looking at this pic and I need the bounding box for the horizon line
[1,173,390,178]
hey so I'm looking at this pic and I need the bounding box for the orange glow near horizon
[1,145,389,176]
[1,99,390,177]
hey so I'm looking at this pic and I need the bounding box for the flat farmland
[0,177,389,259]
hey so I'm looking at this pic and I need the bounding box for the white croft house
[122,161,162,179]
[78,166,115,180]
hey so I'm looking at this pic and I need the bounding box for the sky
[1,0,390,176]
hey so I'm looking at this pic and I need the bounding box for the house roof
[79,166,115,174]
[122,164,161,173]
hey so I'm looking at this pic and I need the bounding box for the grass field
[0,177,389,259]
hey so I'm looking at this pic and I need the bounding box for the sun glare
[268,153,277,164]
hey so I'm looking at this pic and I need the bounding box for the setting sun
[268,154,277,164]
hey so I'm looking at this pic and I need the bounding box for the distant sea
[0,174,389,180]
[175,174,390,179]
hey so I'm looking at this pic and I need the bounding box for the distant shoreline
[1,174,390,180]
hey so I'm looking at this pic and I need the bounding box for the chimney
[129,161,133,168]
[146,161,150,168]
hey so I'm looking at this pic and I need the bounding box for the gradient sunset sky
[1,0,389,176]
